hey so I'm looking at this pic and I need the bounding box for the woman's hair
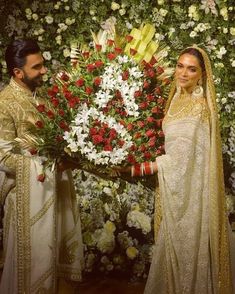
[179,48,205,72]
[5,39,41,76]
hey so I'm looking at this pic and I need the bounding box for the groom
[0,39,83,293]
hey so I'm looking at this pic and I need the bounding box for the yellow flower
[126,246,139,259]
[104,220,116,233]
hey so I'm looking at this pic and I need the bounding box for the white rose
[89,9,95,15]
[111,2,120,11]
[32,13,39,21]
[223,28,228,34]
[64,5,70,11]
[119,8,126,16]
[43,51,52,61]
[230,28,235,36]
[159,8,168,17]
[45,15,54,24]
[189,31,198,38]
[38,36,43,41]
[231,60,235,67]
[63,48,70,58]
[220,7,228,20]
[25,8,32,15]
[158,0,164,5]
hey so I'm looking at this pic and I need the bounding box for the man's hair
[5,39,41,77]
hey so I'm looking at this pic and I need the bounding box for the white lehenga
[144,95,213,293]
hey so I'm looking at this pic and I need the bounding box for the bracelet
[142,162,154,175]
[131,163,142,177]
[131,162,154,177]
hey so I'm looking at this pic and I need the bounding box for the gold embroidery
[30,267,54,293]
[164,94,209,125]
[30,197,55,226]
[16,156,31,292]
[59,228,79,265]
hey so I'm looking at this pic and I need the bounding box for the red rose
[85,87,93,95]
[130,48,137,56]
[68,98,77,108]
[87,64,96,72]
[118,140,125,147]
[139,145,146,152]
[47,110,54,119]
[164,78,171,85]
[146,69,155,78]
[139,102,148,109]
[157,66,164,74]
[58,109,65,116]
[95,60,104,68]
[150,56,157,65]
[95,44,102,51]
[156,149,162,155]
[35,121,44,128]
[143,80,150,89]
[59,121,69,131]
[130,145,137,151]
[146,94,154,102]
[52,85,59,93]
[51,97,59,107]
[36,104,46,112]
[155,87,161,94]
[56,135,64,142]
[144,152,152,159]
[147,116,155,123]
[107,39,115,46]
[29,148,37,155]
[127,123,134,131]
[156,119,162,127]
[126,35,133,42]
[146,129,155,138]
[82,51,90,58]
[134,90,142,98]
[93,77,102,86]
[60,72,69,81]
[134,132,141,139]
[64,91,72,100]
[122,70,129,81]
[107,53,116,60]
[92,135,103,145]
[115,47,123,54]
[148,138,156,147]
[76,78,85,87]
[157,97,164,104]
[37,173,46,182]
[89,127,97,135]
[127,154,136,164]
[109,129,117,139]
[152,106,160,114]
[137,121,145,128]
[104,145,113,151]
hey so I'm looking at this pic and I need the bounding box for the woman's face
[175,53,202,93]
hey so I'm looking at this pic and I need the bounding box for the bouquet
[25,24,173,178]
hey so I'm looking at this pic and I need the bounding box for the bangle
[131,163,142,177]
[142,162,154,175]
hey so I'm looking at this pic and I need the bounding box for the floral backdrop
[0,0,234,279]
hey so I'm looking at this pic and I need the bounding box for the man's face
[20,53,47,91]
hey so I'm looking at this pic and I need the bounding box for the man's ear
[13,68,24,79]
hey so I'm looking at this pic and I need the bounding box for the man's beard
[22,73,43,92]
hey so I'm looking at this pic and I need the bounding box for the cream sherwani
[0,78,83,293]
